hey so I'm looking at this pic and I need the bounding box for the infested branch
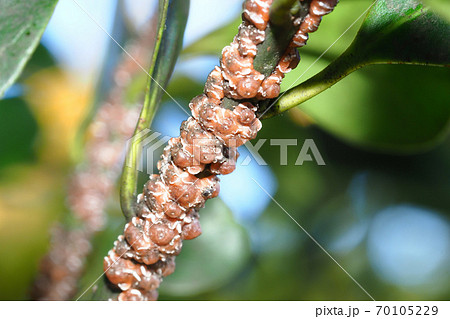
[95,0,339,301]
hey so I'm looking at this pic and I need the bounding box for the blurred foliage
[0,98,38,168]
[19,44,56,80]
[0,0,58,97]
[24,68,91,164]
[0,45,91,300]
[0,164,65,300]
[181,17,242,58]
[0,0,449,301]
[273,0,450,152]
[422,0,450,22]
[286,63,450,153]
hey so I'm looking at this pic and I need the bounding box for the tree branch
[86,0,311,301]
[221,0,311,110]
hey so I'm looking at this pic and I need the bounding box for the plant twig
[91,0,340,301]
[120,0,189,220]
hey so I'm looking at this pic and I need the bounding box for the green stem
[120,0,189,220]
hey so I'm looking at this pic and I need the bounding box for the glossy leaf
[269,0,450,152]
[422,0,450,22]
[353,0,450,66]
[0,0,58,97]
[287,63,449,153]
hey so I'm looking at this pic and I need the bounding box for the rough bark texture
[103,0,339,301]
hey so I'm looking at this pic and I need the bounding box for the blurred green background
[0,0,449,300]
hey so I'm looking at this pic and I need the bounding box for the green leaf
[416,0,450,23]
[0,0,58,97]
[267,0,450,152]
[299,64,450,153]
[0,98,38,168]
[354,0,450,66]
[18,44,56,80]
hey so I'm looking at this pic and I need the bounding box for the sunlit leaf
[0,0,58,97]
[415,0,450,24]
[353,0,450,66]
[271,0,450,152]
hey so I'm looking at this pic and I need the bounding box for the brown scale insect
[118,289,158,301]
[143,174,185,219]
[221,41,265,100]
[180,117,224,165]
[204,66,225,102]
[181,217,202,240]
[103,0,338,301]
[243,0,272,30]
[292,0,339,50]
[237,22,265,58]
[160,162,219,208]
[255,0,339,99]
[311,0,338,16]
[191,99,262,147]
[123,218,161,265]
